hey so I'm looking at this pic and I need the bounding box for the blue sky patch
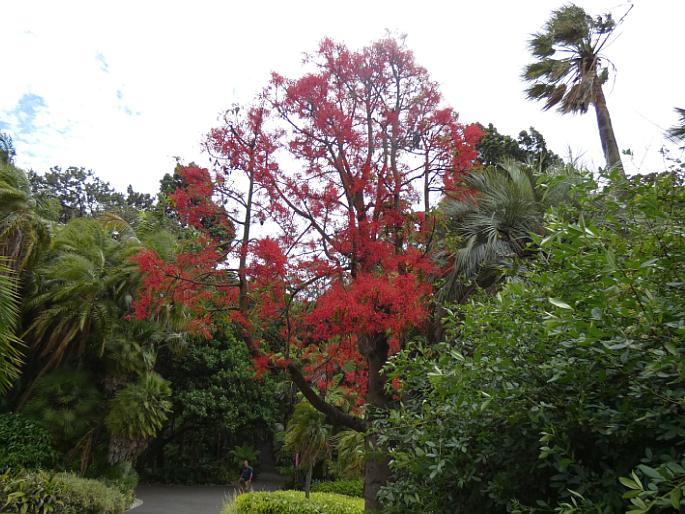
[95,52,109,73]
[11,93,47,135]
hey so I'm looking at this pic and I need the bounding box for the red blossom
[132,36,481,414]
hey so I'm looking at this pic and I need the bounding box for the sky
[2,0,683,195]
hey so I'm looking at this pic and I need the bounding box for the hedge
[223,490,364,514]
[0,413,58,471]
[0,470,130,514]
[311,479,363,498]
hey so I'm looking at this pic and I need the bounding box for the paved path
[131,474,287,514]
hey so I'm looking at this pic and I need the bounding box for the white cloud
[1,0,683,194]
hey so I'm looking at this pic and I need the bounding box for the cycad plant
[285,400,331,498]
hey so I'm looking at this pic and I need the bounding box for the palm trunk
[592,80,624,177]
[304,464,313,499]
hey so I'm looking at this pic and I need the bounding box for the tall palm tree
[285,400,331,498]
[0,132,16,166]
[437,161,582,305]
[0,164,50,272]
[0,259,22,394]
[667,107,685,145]
[523,4,627,175]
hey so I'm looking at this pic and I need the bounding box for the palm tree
[0,259,22,394]
[523,4,627,175]
[285,400,331,498]
[0,164,50,272]
[0,132,16,165]
[667,107,685,145]
[23,217,138,376]
[330,429,365,479]
[437,161,581,305]
[105,372,172,463]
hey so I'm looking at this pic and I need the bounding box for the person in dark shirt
[238,460,254,493]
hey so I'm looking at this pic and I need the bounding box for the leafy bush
[101,461,139,502]
[224,490,364,514]
[0,413,58,470]
[138,337,281,484]
[22,369,103,450]
[0,470,129,514]
[377,172,685,513]
[619,457,685,513]
[312,478,363,497]
[105,372,172,440]
[229,445,260,468]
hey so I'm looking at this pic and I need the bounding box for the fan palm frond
[437,161,582,304]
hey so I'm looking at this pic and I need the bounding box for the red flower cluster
[133,36,482,411]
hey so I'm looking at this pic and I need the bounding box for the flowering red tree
[134,36,482,509]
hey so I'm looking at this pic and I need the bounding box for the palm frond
[0,259,23,393]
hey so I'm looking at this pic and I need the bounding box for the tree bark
[592,80,624,177]
[360,335,393,512]
[363,432,391,513]
[304,464,313,499]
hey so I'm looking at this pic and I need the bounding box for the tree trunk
[363,432,391,513]
[361,335,393,512]
[304,464,313,499]
[592,80,624,177]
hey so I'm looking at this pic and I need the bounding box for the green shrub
[101,461,139,502]
[22,369,103,450]
[377,172,685,513]
[229,445,260,467]
[0,470,130,514]
[0,413,59,470]
[311,479,363,497]
[0,469,64,514]
[224,490,364,514]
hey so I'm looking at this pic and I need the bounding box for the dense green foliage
[311,478,364,498]
[477,124,562,170]
[377,172,685,512]
[139,337,281,483]
[224,490,364,514]
[0,470,129,514]
[0,413,58,471]
[22,369,103,450]
[28,166,153,224]
[105,372,172,440]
